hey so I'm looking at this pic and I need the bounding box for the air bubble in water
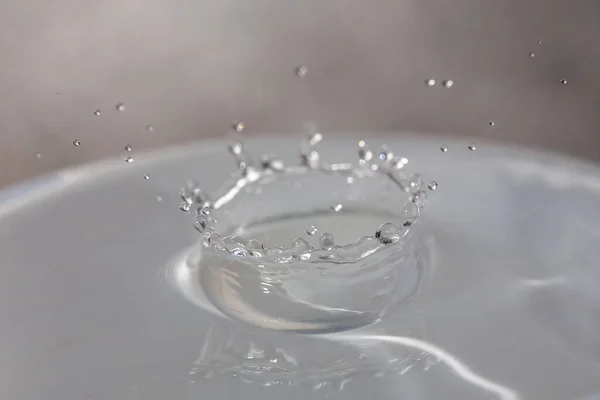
[125,156,134,163]
[296,66,308,77]
[116,103,126,112]
[94,110,101,116]
[442,80,453,88]
[233,122,245,132]
[125,144,132,152]
[468,145,476,151]
[179,202,191,212]
[146,125,154,132]
[144,174,150,180]
[440,145,448,152]
[428,181,438,190]
[73,139,81,146]
[425,79,436,87]
[560,78,568,85]
[306,226,318,236]
[331,204,343,212]
[489,121,495,126]
[319,233,335,250]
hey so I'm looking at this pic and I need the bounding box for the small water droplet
[331,204,343,212]
[73,139,81,146]
[156,195,163,202]
[468,144,476,151]
[296,65,308,77]
[425,78,436,87]
[146,125,154,132]
[319,233,335,250]
[229,142,243,156]
[529,52,536,58]
[442,80,454,88]
[116,103,126,112]
[428,181,438,190]
[233,122,245,132]
[411,190,428,208]
[125,156,134,163]
[144,174,150,180]
[308,132,323,146]
[537,40,542,45]
[179,202,191,212]
[35,152,42,159]
[124,144,132,152]
[346,176,355,184]
[291,238,312,259]
[488,121,495,126]
[306,226,318,236]
[56,92,60,96]
[94,109,101,116]
[560,78,568,85]
[440,145,448,152]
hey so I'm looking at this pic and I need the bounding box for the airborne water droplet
[442,80,454,88]
[331,204,343,212]
[146,125,154,132]
[125,156,134,163]
[73,139,81,146]
[116,103,126,112]
[489,121,495,126]
[428,181,438,190]
[306,226,318,236]
[35,152,42,159]
[94,109,101,116]
[319,233,335,250]
[560,78,568,85]
[156,195,163,202]
[233,122,245,132]
[468,145,476,151]
[125,144,132,152]
[179,202,191,212]
[144,174,150,180]
[440,145,448,152]
[296,65,308,77]
[529,52,536,58]
[425,78,436,87]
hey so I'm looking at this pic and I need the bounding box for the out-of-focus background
[1,0,599,188]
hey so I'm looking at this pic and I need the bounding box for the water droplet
[306,226,318,235]
[358,142,373,164]
[428,181,438,190]
[229,142,244,156]
[233,122,245,132]
[124,144,132,152]
[331,204,343,212]
[440,145,448,152]
[560,78,568,85]
[146,125,154,132]
[379,146,393,161]
[411,190,428,209]
[116,103,126,112]
[319,233,335,250]
[346,176,355,184]
[56,92,60,96]
[144,174,150,180]
[468,144,476,151]
[156,195,163,202]
[537,40,542,45]
[125,156,134,163]
[488,121,495,126]
[308,132,323,146]
[291,238,312,259]
[179,202,191,212]
[442,80,454,88]
[296,65,308,77]
[35,152,42,159]
[94,109,101,116]
[529,52,536,58]
[425,78,436,87]
[261,156,285,171]
[376,222,400,244]
[73,139,81,146]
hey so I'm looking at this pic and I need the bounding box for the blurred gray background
[1,0,599,188]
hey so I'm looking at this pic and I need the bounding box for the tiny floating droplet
[468,144,476,151]
[331,204,343,212]
[529,52,536,58]
[425,78,436,87]
[125,156,134,163]
[229,142,244,156]
[35,152,42,159]
[233,121,245,132]
[306,226,318,236]
[489,121,495,126]
[440,145,448,152]
[146,125,154,132]
[144,174,150,180]
[116,103,126,112]
[156,195,163,202]
[94,109,101,116]
[428,181,438,190]
[442,80,454,88]
[56,92,60,96]
[319,233,335,250]
[537,40,542,45]
[346,176,355,184]
[296,65,308,77]
[560,78,568,85]
[73,139,81,146]
[179,202,191,212]
[124,144,132,152]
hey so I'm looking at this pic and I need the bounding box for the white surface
[0,135,599,399]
